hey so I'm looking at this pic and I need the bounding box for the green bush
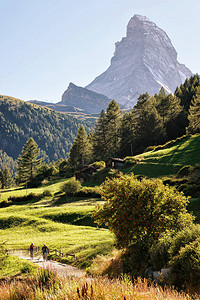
[76,186,101,198]
[61,178,82,196]
[90,161,105,169]
[8,193,42,203]
[170,239,200,292]
[149,231,173,270]
[43,190,52,197]
[168,224,200,258]
[93,174,194,250]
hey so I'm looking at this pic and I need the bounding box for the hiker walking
[42,244,49,261]
[29,243,34,259]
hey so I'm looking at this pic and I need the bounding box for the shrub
[93,174,194,249]
[168,224,200,258]
[170,239,200,292]
[61,178,82,196]
[90,161,105,169]
[42,190,52,197]
[149,231,173,270]
[8,193,42,203]
[76,186,101,198]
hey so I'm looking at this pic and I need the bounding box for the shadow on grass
[42,211,99,228]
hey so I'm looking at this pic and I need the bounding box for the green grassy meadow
[0,180,114,269]
[0,133,200,275]
[125,134,200,178]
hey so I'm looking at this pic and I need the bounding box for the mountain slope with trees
[0,95,92,162]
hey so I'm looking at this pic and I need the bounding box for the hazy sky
[0,0,199,102]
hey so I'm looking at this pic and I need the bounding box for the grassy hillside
[0,95,92,162]
[125,134,200,178]
[0,179,114,269]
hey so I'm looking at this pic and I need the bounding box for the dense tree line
[68,74,200,166]
[0,150,17,175]
[0,96,92,162]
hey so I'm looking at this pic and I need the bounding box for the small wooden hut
[106,157,125,169]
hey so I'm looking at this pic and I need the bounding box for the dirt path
[13,252,86,278]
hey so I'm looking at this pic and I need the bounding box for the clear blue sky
[0,0,199,102]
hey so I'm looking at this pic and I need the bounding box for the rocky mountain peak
[59,82,110,114]
[86,14,192,108]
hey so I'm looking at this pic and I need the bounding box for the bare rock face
[59,82,110,114]
[86,15,193,108]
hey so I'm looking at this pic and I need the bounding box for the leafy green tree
[187,86,200,134]
[93,174,194,249]
[17,138,42,183]
[68,125,91,169]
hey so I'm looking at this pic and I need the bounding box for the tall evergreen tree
[187,86,200,134]
[17,138,42,183]
[155,93,184,140]
[1,167,13,189]
[119,111,137,157]
[136,100,166,150]
[92,110,107,160]
[175,74,200,111]
[92,100,122,160]
[68,125,91,169]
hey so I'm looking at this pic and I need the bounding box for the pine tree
[92,110,107,160]
[68,125,91,169]
[1,167,13,189]
[17,138,42,183]
[137,101,166,150]
[155,93,184,139]
[187,86,200,134]
[175,74,200,111]
[119,111,138,157]
[104,100,121,157]
[92,100,122,160]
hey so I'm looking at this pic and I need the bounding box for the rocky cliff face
[86,15,193,108]
[59,82,110,114]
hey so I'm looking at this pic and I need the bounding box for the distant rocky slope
[59,83,110,114]
[86,14,193,108]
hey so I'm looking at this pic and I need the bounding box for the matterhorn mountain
[86,14,193,108]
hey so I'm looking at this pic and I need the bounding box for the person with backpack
[42,244,49,261]
[29,243,34,259]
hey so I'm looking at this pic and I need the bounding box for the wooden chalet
[106,157,125,169]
